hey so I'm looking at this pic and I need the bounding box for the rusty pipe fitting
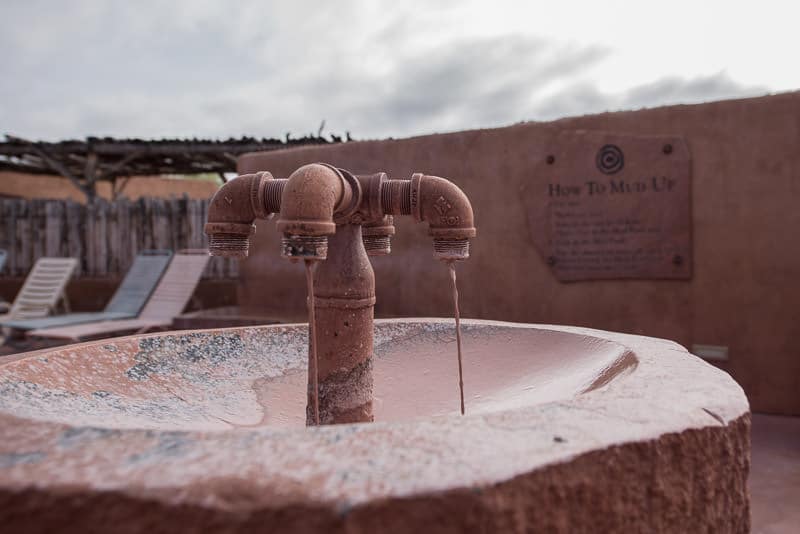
[276,163,361,261]
[347,172,395,256]
[407,173,476,260]
[380,179,412,216]
[409,173,476,239]
[378,174,474,259]
[204,171,285,258]
[362,215,395,255]
[432,237,471,260]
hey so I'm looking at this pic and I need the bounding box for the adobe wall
[0,172,218,202]
[237,92,800,415]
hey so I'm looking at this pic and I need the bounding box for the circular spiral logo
[596,144,624,174]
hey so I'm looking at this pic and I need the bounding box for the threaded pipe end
[433,238,470,260]
[380,180,412,215]
[281,234,328,260]
[363,234,392,256]
[208,234,250,258]
[264,179,287,214]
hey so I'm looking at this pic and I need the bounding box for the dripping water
[447,260,466,415]
[305,260,320,426]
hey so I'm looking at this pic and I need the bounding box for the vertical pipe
[307,224,375,425]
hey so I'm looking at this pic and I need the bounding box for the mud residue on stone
[0,451,46,468]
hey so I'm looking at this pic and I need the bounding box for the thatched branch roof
[0,134,346,179]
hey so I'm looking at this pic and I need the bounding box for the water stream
[304,257,465,424]
[447,261,466,415]
[304,260,320,425]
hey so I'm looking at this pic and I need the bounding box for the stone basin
[0,319,750,533]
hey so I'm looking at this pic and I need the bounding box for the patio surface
[750,413,800,533]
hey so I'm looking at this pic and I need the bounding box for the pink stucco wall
[238,92,800,415]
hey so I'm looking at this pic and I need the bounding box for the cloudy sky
[1,0,797,141]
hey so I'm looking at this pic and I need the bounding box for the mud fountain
[203,163,476,425]
[0,164,749,533]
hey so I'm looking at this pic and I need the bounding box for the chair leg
[60,292,72,314]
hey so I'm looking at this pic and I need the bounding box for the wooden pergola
[0,134,345,202]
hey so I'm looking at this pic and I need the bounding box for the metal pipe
[204,171,285,257]
[276,163,359,261]
[205,162,476,427]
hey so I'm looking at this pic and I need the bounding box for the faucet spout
[381,173,476,260]
[411,173,476,259]
[276,163,361,261]
[204,171,285,258]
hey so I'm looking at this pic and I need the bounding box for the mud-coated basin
[0,319,636,430]
[0,319,749,533]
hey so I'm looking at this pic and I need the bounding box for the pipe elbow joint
[204,171,276,258]
[411,174,476,260]
[276,163,359,260]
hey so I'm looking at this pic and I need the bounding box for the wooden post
[45,201,64,257]
[2,200,18,275]
[84,151,98,203]
[66,201,83,276]
[96,201,108,276]
[117,198,131,274]
[31,200,45,261]
[17,202,31,274]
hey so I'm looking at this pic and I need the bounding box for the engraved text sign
[523,131,692,281]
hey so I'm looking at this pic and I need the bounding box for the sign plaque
[523,131,692,281]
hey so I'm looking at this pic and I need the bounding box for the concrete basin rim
[0,318,744,437]
[0,319,750,508]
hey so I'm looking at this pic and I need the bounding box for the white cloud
[0,0,792,141]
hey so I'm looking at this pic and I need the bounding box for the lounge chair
[28,250,210,341]
[0,257,77,321]
[1,250,172,333]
